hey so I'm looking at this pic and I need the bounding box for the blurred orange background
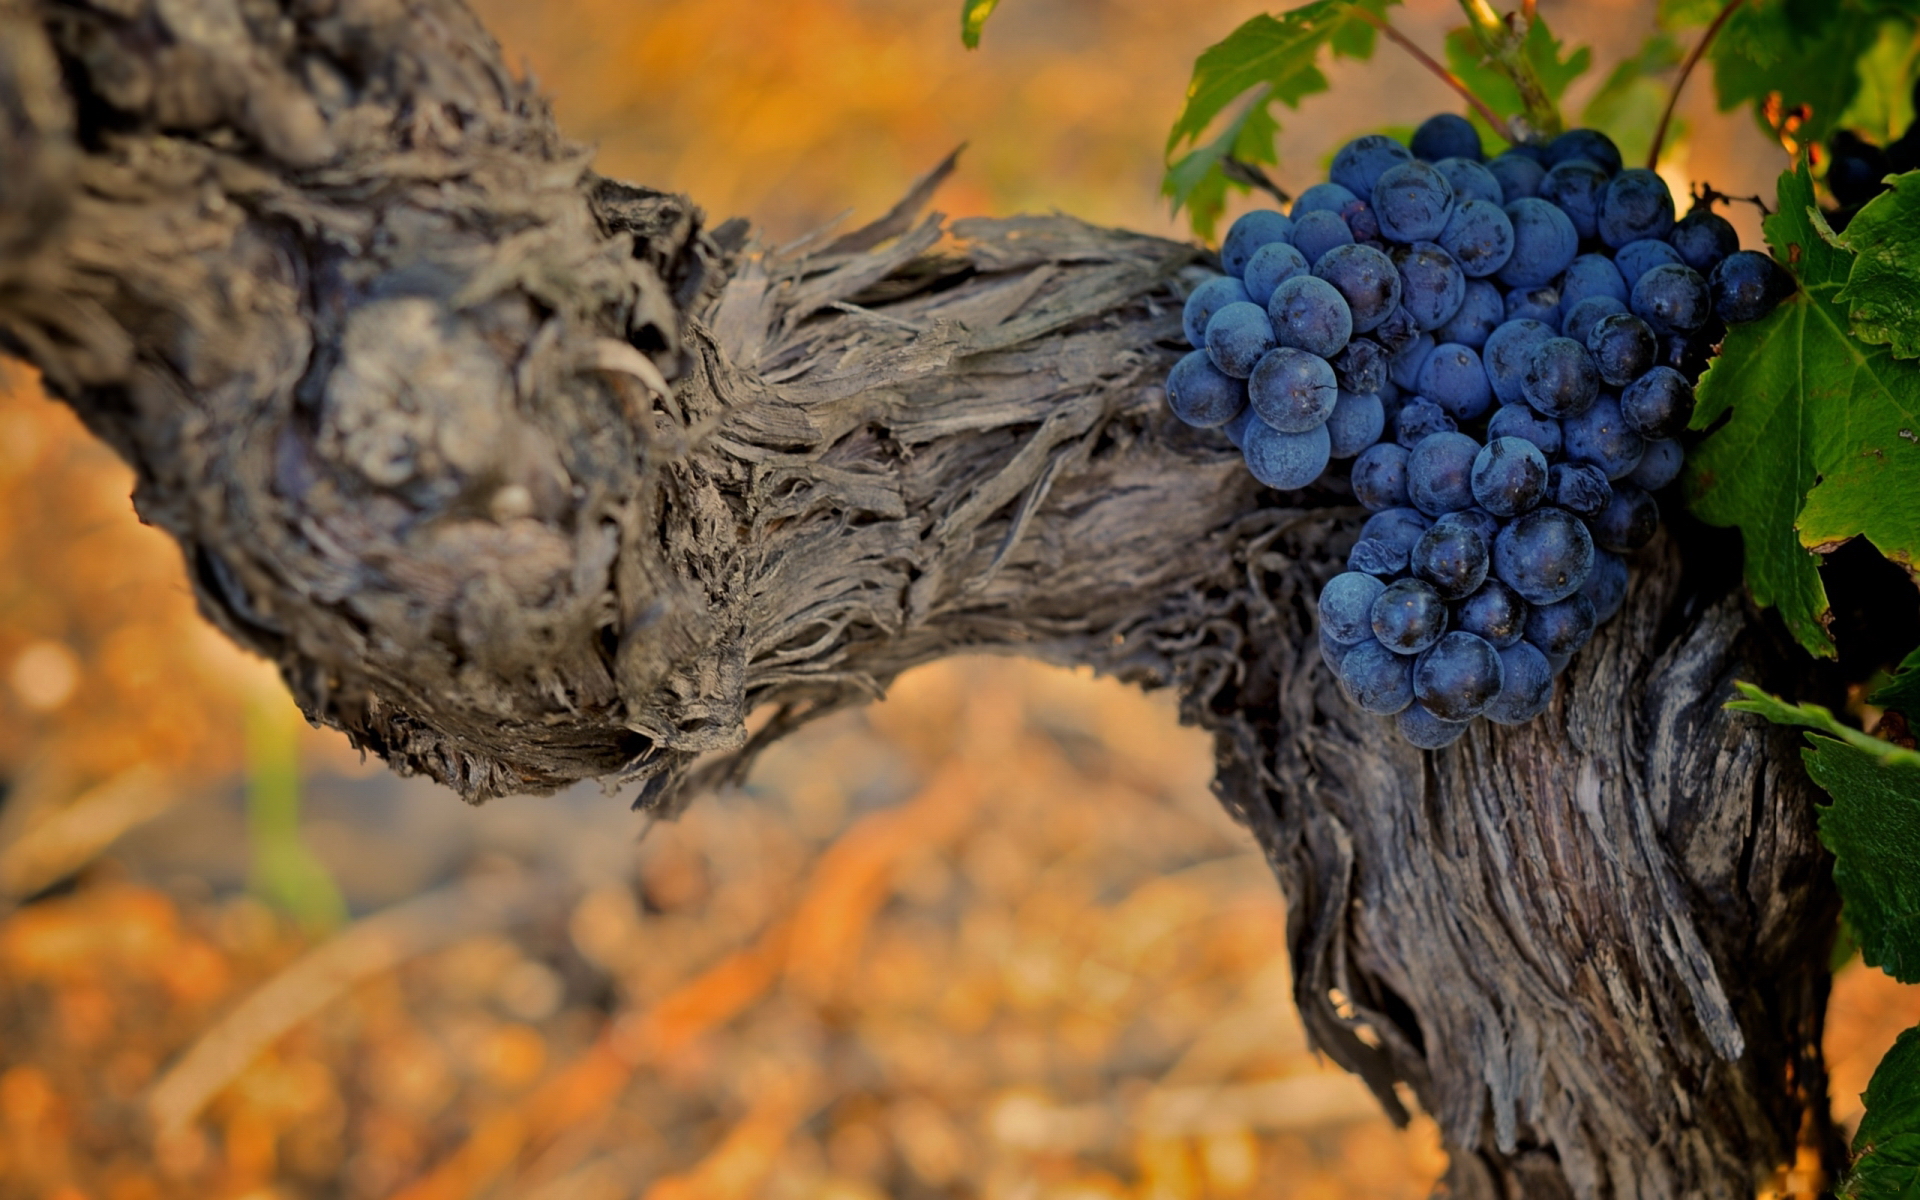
[0,2,1911,1199]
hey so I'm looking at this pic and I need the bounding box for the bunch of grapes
[1163,114,1792,748]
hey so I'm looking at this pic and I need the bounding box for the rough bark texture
[0,3,1842,1197]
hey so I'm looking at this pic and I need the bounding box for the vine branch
[1350,6,1516,142]
[1648,0,1746,168]
[1456,0,1562,140]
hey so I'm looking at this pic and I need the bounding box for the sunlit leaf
[1582,33,1684,167]
[1841,1026,1920,1199]
[1443,17,1591,150]
[1838,172,1920,361]
[960,0,1000,49]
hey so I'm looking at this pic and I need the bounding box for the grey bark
[0,3,1841,1197]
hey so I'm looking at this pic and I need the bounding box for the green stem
[1457,0,1562,141]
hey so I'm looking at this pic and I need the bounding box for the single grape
[1292,209,1357,266]
[1827,130,1890,209]
[1562,394,1645,480]
[1165,350,1247,428]
[1268,274,1354,358]
[1349,538,1408,577]
[1371,577,1449,654]
[1413,631,1503,719]
[1708,250,1794,324]
[1482,318,1555,405]
[1249,346,1339,432]
[1221,210,1295,278]
[1586,311,1658,387]
[1492,507,1594,604]
[1386,334,1435,394]
[1548,462,1612,518]
[1482,641,1554,725]
[1598,168,1676,248]
[1562,295,1628,350]
[1416,342,1493,420]
[1486,151,1546,203]
[1333,338,1390,394]
[1627,437,1684,490]
[1321,627,1356,673]
[1437,199,1516,278]
[1332,135,1416,198]
[1338,639,1416,715]
[1373,161,1457,243]
[1436,507,1501,546]
[1560,253,1630,309]
[1498,198,1579,288]
[1313,243,1402,333]
[1371,306,1424,353]
[1662,325,1720,378]
[1222,406,1257,449]
[1545,129,1623,175]
[1326,390,1387,458]
[1394,242,1467,330]
[1668,210,1739,273]
[1361,506,1433,554]
[1432,157,1504,205]
[1412,114,1483,163]
[1437,280,1504,349]
[1619,366,1694,438]
[1243,241,1311,306]
[1631,262,1711,333]
[1393,398,1457,449]
[1486,404,1563,458]
[1539,159,1609,239]
[1523,593,1596,657]
[1613,238,1684,289]
[1340,198,1383,243]
[1205,301,1276,377]
[1290,182,1359,218]
[1243,417,1332,489]
[1456,580,1528,648]
[1521,337,1600,418]
[1503,285,1561,329]
[1588,483,1659,552]
[1406,430,1480,515]
[1411,521,1490,599]
[1352,442,1412,510]
[1182,275,1250,347]
[1398,701,1471,748]
[1470,435,1549,517]
[1320,571,1388,644]
[1581,549,1629,622]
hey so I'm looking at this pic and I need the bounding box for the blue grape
[1406,430,1480,515]
[1205,301,1276,377]
[1709,250,1793,324]
[1545,129,1623,175]
[1393,398,1457,449]
[1581,550,1629,622]
[1222,406,1257,449]
[1249,346,1339,432]
[1292,182,1360,218]
[1338,639,1416,715]
[1437,199,1515,278]
[1321,627,1356,672]
[1482,318,1555,406]
[1360,506,1433,554]
[1470,436,1548,517]
[1486,152,1545,202]
[1562,295,1627,349]
[1412,114,1483,163]
[1482,642,1554,725]
[1588,483,1659,552]
[1332,338,1389,394]
[1562,395,1645,480]
[1586,311,1657,386]
[1416,342,1493,420]
[1561,253,1630,309]
[1438,280,1504,348]
[1340,198,1382,243]
[1492,507,1594,604]
[1539,159,1609,239]
[1613,237,1683,288]
[1397,701,1470,748]
[1291,209,1356,264]
[1353,442,1412,510]
[1243,241,1311,306]
[1631,263,1711,332]
[1313,244,1402,333]
[1497,198,1579,288]
[1521,337,1600,418]
[1182,275,1250,347]
[1523,593,1596,657]
[1668,210,1738,273]
[1486,404,1563,458]
[1598,169,1676,248]
[1332,135,1415,197]
[1326,390,1386,457]
[1503,284,1561,329]
[1165,350,1247,428]
[1221,210,1295,278]
[1268,275,1354,357]
[1456,580,1528,648]
[1372,305,1424,353]
[1436,507,1501,546]
[1349,538,1408,577]
[1388,333,1435,390]
[1371,577,1449,653]
[1432,157,1504,205]
[1627,437,1683,490]
[1548,462,1611,518]
[1413,631,1503,719]
[1373,161,1456,243]
[1243,417,1332,489]
[1320,571,1388,644]
[1394,242,1467,330]
[1619,365,1694,438]
[1411,521,1489,599]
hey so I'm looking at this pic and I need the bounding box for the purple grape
[1470,436,1549,517]
[1332,135,1416,198]
[1183,275,1251,347]
[1393,241,1468,330]
[1291,182,1359,218]
[1416,342,1494,420]
[1548,462,1612,518]
[1598,169,1676,249]
[1393,398,1457,449]
[1352,442,1412,510]
[1165,350,1247,428]
[1326,390,1387,458]
[1437,280,1504,348]
[1456,580,1528,648]
[1539,159,1609,239]
[1268,274,1354,357]
[1614,238,1684,288]
[1398,701,1471,748]
[1413,631,1503,719]
[1373,160,1457,243]
[1521,337,1600,418]
[1668,210,1738,273]
[1483,642,1554,725]
[1243,240,1311,306]
[1498,198,1578,288]
[1321,571,1389,644]
[1560,253,1630,309]
[1406,430,1480,515]
[1411,520,1490,599]
[1588,483,1659,552]
[1433,157,1504,205]
[1581,550,1629,622]
[1482,318,1555,405]
[1619,365,1694,437]
[1546,129,1622,175]
[1563,295,1628,350]
[1412,115,1483,163]
[1313,243,1402,333]
[1486,404,1563,458]
[1586,311,1658,387]
[1626,437,1683,490]
[1562,394,1646,480]
[1492,507,1594,604]
[1249,346,1339,432]
[1205,301,1275,377]
[1523,593,1597,657]
[1372,577,1450,653]
[1292,209,1357,264]
[1339,639,1416,715]
[1487,152,1546,203]
[1332,338,1390,394]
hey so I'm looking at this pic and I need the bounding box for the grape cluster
[1163,115,1793,748]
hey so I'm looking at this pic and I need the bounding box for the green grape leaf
[1443,17,1591,150]
[1707,3,1915,150]
[1836,19,1920,144]
[1838,173,1920,361]
[1842,1026,1920,1200]
[1164,99,1283,242]
[1685,163,1920,657]
[1871,646,1920,718]
[1727,683,1920,767]
[960,0,1000,49]
[1582,33,1685,168]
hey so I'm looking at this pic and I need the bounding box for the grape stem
[1346,6,1516,142]
[1647,0,1746,168]
[1456,0,1563,140]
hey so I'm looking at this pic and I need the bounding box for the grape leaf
[1838,172,1920,362]
[1164,99,1283,242]
[1842,1026,1920,1200]
[1727,683,1920,768]
[1872,646,1920,718]
[959,0,1000,49]
[1836,20,1920,144]
[1443,17,1591,150]
[1582,33,1684,168]
[1703,2,1916,150]
[1686,163,1920,657]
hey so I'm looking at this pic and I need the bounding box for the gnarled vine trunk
[0,2,1841,1196]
